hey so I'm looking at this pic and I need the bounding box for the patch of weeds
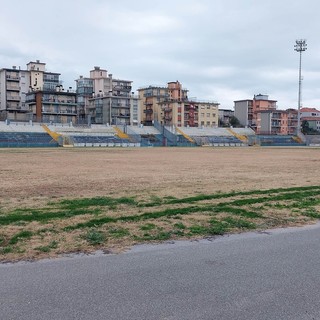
[173,230,185,236]
[137,231,172,241]
[36,228,58,234]
[189,225,208,235]
[152,232,172,241]
[9,230,33,245]
[174,222,186,229]
[139,195,163,207]
[48,240,59,249]
[302,208,320,219]
[0,236,4,245]
[208,219,228,235]
[272,202,287,209]
[84,229,106,245]
[35,246,51,253]
[0,246,13,254]
[222,217,256,229]
[108,228,130,238]
[150,195,163,205]
[139,223,156,231]
[16,247,26,254]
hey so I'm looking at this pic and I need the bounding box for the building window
[207,113,210,117]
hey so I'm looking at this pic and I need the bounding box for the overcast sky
[1,0,319,109]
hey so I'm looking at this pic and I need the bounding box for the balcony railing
[6,75,19,81]
[7,96,20,101]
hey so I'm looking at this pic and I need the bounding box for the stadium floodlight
[294,39,307,134]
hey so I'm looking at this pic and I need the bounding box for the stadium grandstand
[0,120,312,148]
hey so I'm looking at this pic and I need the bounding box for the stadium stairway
[226,128,248,144]
[41,124,62,142]
[113,126,131,140]
[175,126,195,144]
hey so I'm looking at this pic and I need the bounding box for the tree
[301,120,309,134]
[229,116,241,127]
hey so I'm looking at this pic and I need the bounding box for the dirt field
[0,147,319,210]
[1,147,320,261]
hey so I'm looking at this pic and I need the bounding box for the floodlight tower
[294,39,307,134]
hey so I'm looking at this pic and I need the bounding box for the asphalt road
[1,223,320,320]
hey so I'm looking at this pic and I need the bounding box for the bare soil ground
[0,147,320,261]
[1,147,319,209]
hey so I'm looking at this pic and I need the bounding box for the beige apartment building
[138,81,219,127]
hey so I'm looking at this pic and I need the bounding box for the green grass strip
[150,185,320,206]
[57,196,136,209]
[0,208,101,226]
[8,230,33,245]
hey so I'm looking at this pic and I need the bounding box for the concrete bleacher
[305,135,320,146]
[177,127,244,146]
[257,135,305,146]
[126,125,161,135]
[0,121,45,133]
[126,125,164,147]
[179,127,233,137]
[231,127,256,136]
[71,135,138,147]
[0,131,58,148]
[0,121,58,147]
[47,124,116,135]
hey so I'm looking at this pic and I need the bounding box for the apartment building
[219,109,234,126]
[138,82,185,126]
[300,107,320,132]
[259,109,297,135]
[0,66,31,121]
[234,94,277,132]
[75,76,94,124]
[0,60,78,123]
[76,67,139,126]
[25,60,78,123]
[26,87,77,124]
[138,81,219,127]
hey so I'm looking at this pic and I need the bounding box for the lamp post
[294,39,307,134]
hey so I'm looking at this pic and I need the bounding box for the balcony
[6,75,19,81]
[6,85,20,91]
[112,113,130,118]
[7,96,20,101]
[112,103,130,109]
[42,109,77,115]
[144,109,153,114]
